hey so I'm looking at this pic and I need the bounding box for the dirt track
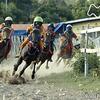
[0,77,100,100]
[0,55,100,100]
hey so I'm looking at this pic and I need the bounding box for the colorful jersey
[20,25,46,49]
[0,26,13,42]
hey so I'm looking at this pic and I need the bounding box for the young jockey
[20,16,46,51]
[60,24,78,58]
[45,23,55,62]
[0,16,14,58]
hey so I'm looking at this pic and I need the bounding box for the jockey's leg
[12,56,23,76]
[19,61,31,77]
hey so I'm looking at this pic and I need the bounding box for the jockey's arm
[19,37,29,49]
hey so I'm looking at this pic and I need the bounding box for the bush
[73,53,100,75]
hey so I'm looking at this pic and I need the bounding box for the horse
[36,41,54,71]
[56,34,80,65]
[12,29,55,79]
[32,31,55,76]
[0,27,12,63]
[12,43,40,79]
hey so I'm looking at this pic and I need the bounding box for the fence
[11,30,27,56]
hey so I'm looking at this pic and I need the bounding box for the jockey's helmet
[33,16,43,27]
[48,23,55,31]
[5,16,13,26]
[34,16,43,23]
[66,24,72,31]
[5,16,13,21]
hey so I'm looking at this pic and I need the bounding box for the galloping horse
[32,31,55,77]
[12,28,55,79]
[12,42,40,79]
[0,27,13,63]
[56,33,80,65]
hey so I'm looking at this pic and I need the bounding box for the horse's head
[59,34,67,46]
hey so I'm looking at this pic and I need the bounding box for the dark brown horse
[31,32,55,77]
[36,41,54,71]
[12,30,55,79]
[12,43,40,79]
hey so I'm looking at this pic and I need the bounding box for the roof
[54,17,100,33]
[64,16,100,24]
[81,27,100,34]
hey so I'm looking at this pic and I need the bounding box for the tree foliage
[0,0,99,23]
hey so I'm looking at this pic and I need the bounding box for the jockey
[45,23,55,62]
[61,24,78,58]
[1,16,13,41]
[45,23,55,44]
[20,16,46,51]
[13,16,46,75]
[0,16,14,58]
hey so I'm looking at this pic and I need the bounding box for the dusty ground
[0,54,100,100]
[0,78,100,100]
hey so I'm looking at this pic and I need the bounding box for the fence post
[84,31,88,77]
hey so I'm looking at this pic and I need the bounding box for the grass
[40,71,100,92]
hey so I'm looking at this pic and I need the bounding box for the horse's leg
[12,56,23,76]
[45,60,49,69]
[36,61,43,71]
[56,55,60,62]
[63,59,67,65]
[56,56,63,65]
[19,61,31,77]
[0,57,5,64]
[64,58,72,67]
[30,61,34,69]
[31,62,36,79]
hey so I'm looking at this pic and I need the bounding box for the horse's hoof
[46,66,49,69]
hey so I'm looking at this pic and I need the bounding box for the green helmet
[34,16,43,23]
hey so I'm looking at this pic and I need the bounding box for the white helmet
[5,16,13,21]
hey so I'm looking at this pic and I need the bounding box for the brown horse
[32,32,55,76]
[12,30,55,79]
[56,34,80,65]
[12,43,40,79]
[36,41,54,71]
[0,27,12,63]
